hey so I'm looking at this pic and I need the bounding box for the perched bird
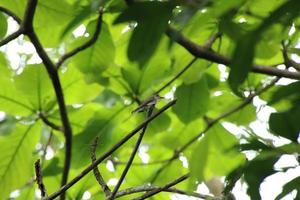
[132,94,163,113]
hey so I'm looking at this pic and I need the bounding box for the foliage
[0,0,300,199]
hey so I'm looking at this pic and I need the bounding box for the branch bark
[166,26,300,80]
[90,137,111,197]
[133,174,189,200]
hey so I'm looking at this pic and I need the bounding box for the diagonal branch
[56,11,103,68]
[90,137,111,197]
[0,6,22,23]
[166,26,300,80]
[0,29,23,47]
[133,174,189,200]
[109,106,155,199]
[115,184,214,199]
[45,99,176,200]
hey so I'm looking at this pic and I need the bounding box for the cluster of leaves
[0,0,300,199]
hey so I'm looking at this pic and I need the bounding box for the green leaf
[189,124,245,188]
[0,13,7,39]
[275,176,300,200]
[60,66,103,105]
[229,0,300,94]
[72,104,125,167]
[244,153,280,200]
[15,64,55,110]
[173,77,209,123]
[0,123,40,198]
[0,56,33,115]
[288,47,300,56]
[269,107,300,142]
[71,20,115,84]
[114,1,174,64]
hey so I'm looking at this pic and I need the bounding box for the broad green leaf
[275,176,300,200]
[269,107,300,142]
[173,77,209,123]
[60,66,103,105]
[15,64,54,110]
[0,13,7,39]
[114,1,174,64]
[189,124,245,188]
[71,20,115,84]
[0,56,33,115]
[72,104,125,167]
[121,64,141,94]
[244,153,280,200]
[0,123,40,198]
[34,0,76,47]
[229,0,300,94]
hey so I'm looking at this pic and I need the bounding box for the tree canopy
[0,0,300,199]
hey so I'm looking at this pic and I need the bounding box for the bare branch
[166,26,300,80]
[35,159,47,198]
[109,106,155,199]
[38,112,63,131]
[0,6,22,23]
[0,29,23,47]
[90,137,111,197]
[156,58,197,94]
[56,11,103,68]
[45,99,176,200]
[21,1,73,199]
[133,174,189,200]
[115,185,214,199]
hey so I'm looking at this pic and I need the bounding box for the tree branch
[35,159,47,198]
[90,137,111,197]
[38,112,63,131]
[109,106,155,199]
[133,174,189,200]
[21,1,73,199]
[115,185,214,199]
[45,99,176,200]
[155,32,221,94]
[0,6,22,23]
[56,11,103,68]
[0,29,23,47]
[166,26,300,80]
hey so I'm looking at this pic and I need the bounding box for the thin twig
[133,174,189,200]
[166,26,300,80]
[39,112,63,131]
[155,32,222,94]
[0,6,22,23]
[41,131,54,164]
[90,137,111,197]
[0,28,23,47]
[56,11,103,68]
[156,58,197,94]
[109,106,155,199]
[35,159,47,198]
[115,185,214,199]
[45,100,176,200]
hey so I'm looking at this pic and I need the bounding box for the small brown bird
[132,94,163,113]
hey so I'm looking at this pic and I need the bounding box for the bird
[132,94,164,113]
